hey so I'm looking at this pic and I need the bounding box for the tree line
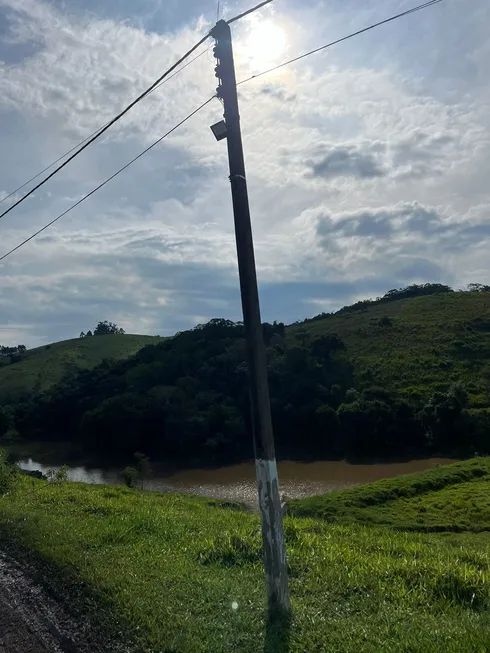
[0,345,26,357]
[80,321,126,338]
[0,344,27,367]
[2,318,488,465]
[303,283,490,324]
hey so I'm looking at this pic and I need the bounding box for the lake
[17,457,458,507]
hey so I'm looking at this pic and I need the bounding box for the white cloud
[0,0,489,345]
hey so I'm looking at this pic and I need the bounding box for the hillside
[3,289,490,406]
[2,287,490,463]
[289,457,490,531]
[0,334,161,400]
[0,458,489,652]
[290,290,490,408]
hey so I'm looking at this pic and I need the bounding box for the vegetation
[0,333,161,400]
[0,344,26,360]
[292,287,490,407]
[2,285,490,464]
[289,458,490,531]
[0,448,17,493]
[0,463,489,652]
[80,320,126,337]
[122,452,152,489]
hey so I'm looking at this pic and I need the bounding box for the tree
[94,321,125,335]
[0,407,10,437]
[0,345,26,357]
[79,331,86,338]
[86,330,93,337]
[134,452,152,489]
[121,466,139,488]
[467,283,490,293]
[419,382,470,452]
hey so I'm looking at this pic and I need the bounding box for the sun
[242,21,287,70]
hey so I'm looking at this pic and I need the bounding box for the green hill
[290,290,490,408]
[3,289,490,406]
[289,457,490,531]
[0,334,161,400]
[3,287,490,463]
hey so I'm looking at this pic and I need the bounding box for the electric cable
[0,33,212,222]
[0,96,216,263]
[237,0,444,86]
[0,48,210,208]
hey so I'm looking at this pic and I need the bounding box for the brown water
[17,457,458,507]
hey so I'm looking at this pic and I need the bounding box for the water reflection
[17,457,458,508]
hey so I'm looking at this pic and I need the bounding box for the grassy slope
[0,334,161,399]
[2,291,490,406]
[289,458,490,532]
[289,291,490,407]
[0,475,489,653]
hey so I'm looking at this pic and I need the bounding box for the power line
[0,96,216,263]
[0,48,210,208]
[237,0,444,86]
[0,0,273,218]
[0,33,212,222]
[0,0,440,261]
[227,0,273,25]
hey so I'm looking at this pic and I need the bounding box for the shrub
[0,448,17,494]
[46,465,69,484]
[121,466,139,488]
[378,316,393,327]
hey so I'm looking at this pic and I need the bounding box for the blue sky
[0,0,488,346]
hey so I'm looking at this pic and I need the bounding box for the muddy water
[17,457,458,507]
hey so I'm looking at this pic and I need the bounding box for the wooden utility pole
[210,19,290,616]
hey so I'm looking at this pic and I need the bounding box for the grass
[0,468,489,652]
[289,458,490,532]
[289,290,490,407]
[0,334,161,399]
[3,291,490,407]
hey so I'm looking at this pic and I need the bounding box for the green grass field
[290,458,490,531]
[290,291,490,407]
[0,458,489,652]
[0,334,161,399]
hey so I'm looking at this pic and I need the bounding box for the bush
[0,448,17,494]
[46,465,69,484]
[378,316,393,327]
[121,466,139,488]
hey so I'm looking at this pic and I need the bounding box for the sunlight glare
[244,21,287,70]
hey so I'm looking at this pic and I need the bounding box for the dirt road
[0,551,76,652]
[0,551,130,653]
[0,592,51,652]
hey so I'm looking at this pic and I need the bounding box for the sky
[0,0,488,346]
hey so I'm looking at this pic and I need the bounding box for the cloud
[259,85,296,103]
[303,128,459,183]
[317,202,445,242]
[0,0,489,346]
[306,142,385,180]
[0,190,23,207]
[314,201,490,289]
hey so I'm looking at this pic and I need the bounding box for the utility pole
[210,19,290,616]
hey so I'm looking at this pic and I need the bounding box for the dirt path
[0,592,51,653]
[0,551,131,653]
[0,551,76,652]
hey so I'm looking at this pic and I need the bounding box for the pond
[17,456,458,507]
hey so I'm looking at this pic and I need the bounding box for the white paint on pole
[255,458,289,610]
